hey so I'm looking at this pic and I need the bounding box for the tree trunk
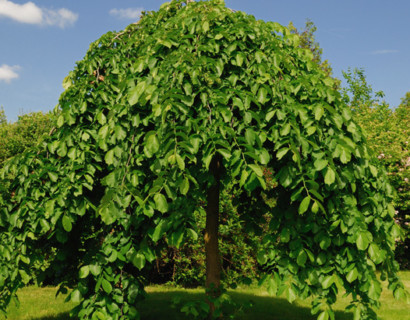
[205,154,222,318]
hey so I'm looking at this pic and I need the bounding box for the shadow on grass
[30,313,72,320]
[29,291,353,320]
[137,290,354,320]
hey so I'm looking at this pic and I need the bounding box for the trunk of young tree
[205,154,222,318]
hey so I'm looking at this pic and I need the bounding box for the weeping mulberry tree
[0,0,406,319]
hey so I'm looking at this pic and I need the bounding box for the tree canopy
[0,1,405,319]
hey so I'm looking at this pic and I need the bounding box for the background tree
[0,107,6,126]
[0,111,53,222]
[0,111,53,168]
[288,19,333,79]
[342,71,409,268]
[0,1,405,319]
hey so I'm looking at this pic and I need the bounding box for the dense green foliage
[0,110,53,219]
[0,1,406,319]
[342,70,409,268]
[0,110,53,167]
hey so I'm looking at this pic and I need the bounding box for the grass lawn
[1,272,409,320]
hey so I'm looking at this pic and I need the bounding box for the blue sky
[0,0,409,122]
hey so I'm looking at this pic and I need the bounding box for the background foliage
[0,109,53,168]
[342,71,409,268]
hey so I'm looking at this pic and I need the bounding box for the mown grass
[2,272,409,320]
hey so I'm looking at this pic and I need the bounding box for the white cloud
[0,0,78,28]
[43,8,78,28]
[371,49,399,55]
[109,7,143,20]
[0,64,21,83]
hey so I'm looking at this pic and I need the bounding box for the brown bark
[205,154,223,318]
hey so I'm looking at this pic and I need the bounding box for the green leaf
[276,148,289,160]
[179,177,190,195]
[369,280,381,300]
[70,289,82,303]
[369,165,378,177]
[144,133,160,157]
[314,159,328,171]
[280,228,290,243]
[236,52,245,67]
[368,243,381,263]
[296,250,307,267]
[285,285,297,303]
[187,228,198,241]
[217,149,231,160]
[154,193,168,213]
[245,129,256,145]
[249,164,263,177]
[175,153,185,170]
[128,81,147,105]
[346,268,358,283]
[259,149,270,165]
[89,264,101,276]
[280,123,291,136]
[62,76,72,90]
[257,251,267,265]
[324,167,335,185]
[79,266,90,279]
[321,275,334,289]
[57,115,65,127]
[240,169,249,186]
[102,279,112,294]
[202,20,210,33]
[105,149,115,165]
[62,215,72,232]
[133,253,146,270]
[151,220,167,242]
[266,275,278,296]
[170,229,184,248]
[356,232,369,250]
[257,87,268,104]
[298,196,310,214]
[314,105,325,121]
[317,310,329,320]
[48,172,58,182]
[19,270,30,284]
[96,112,106,125]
